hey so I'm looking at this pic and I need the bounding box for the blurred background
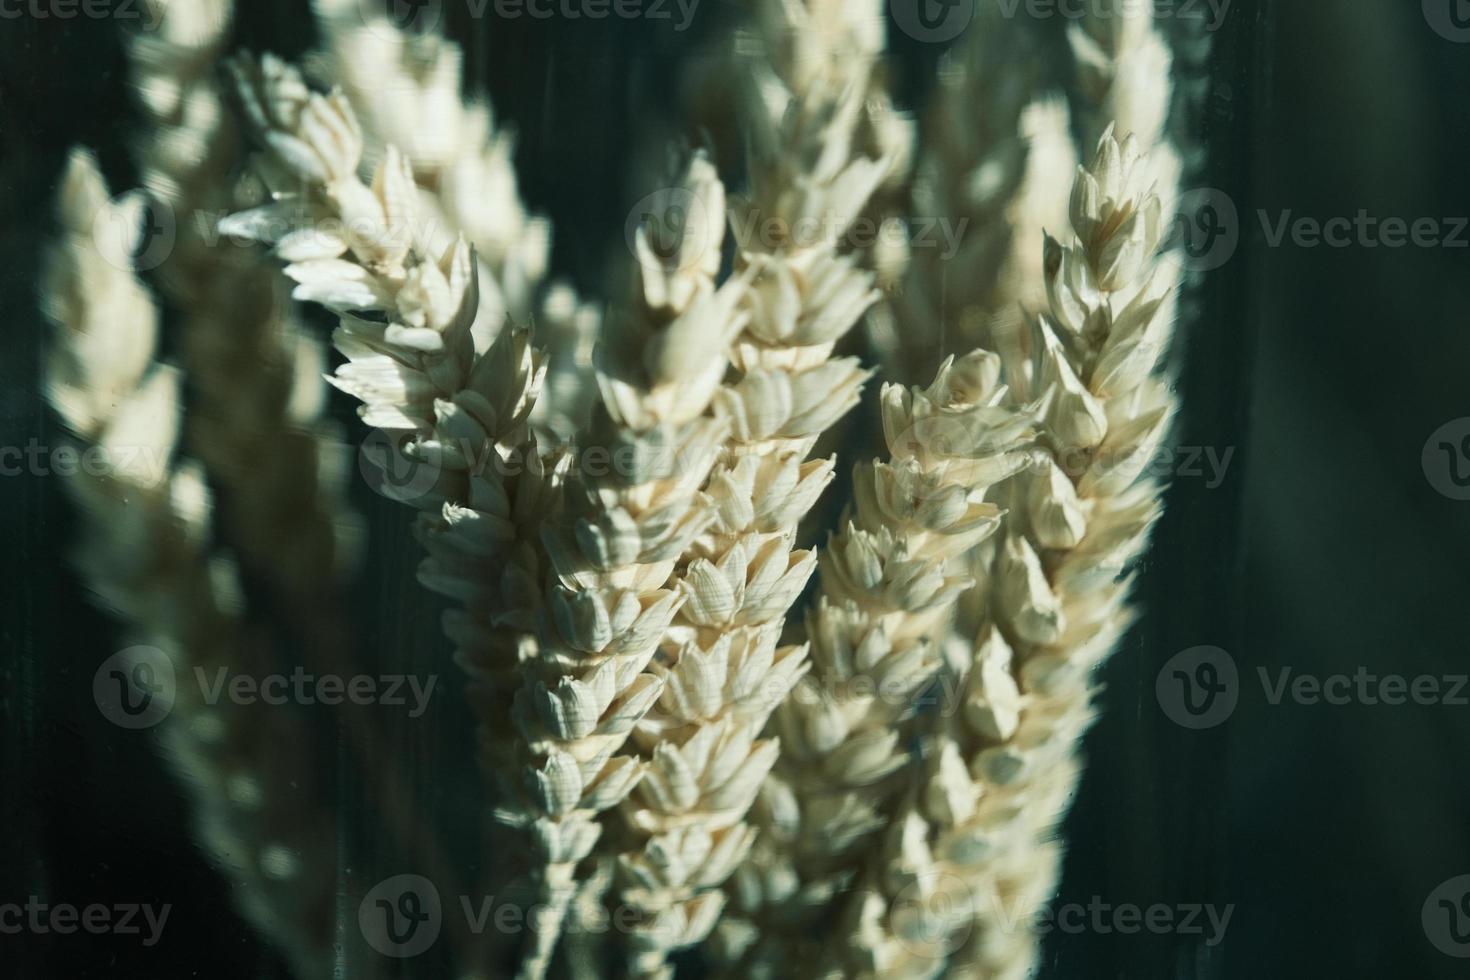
[3,0,1470,976]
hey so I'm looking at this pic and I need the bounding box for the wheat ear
[715,348,1033,978]
[904,128,1183,980]
[221,55,556,978]
[505,153,749,980]
[309,0,601,440]
[44,149,347,979]
[591,0,907,969]
[608,9,895,962]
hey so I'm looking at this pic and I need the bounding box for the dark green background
[2,0,1468,976]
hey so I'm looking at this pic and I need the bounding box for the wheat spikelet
[43,149,346,979]
[309,0,601,440]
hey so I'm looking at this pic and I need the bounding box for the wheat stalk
[43,149,348,979]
